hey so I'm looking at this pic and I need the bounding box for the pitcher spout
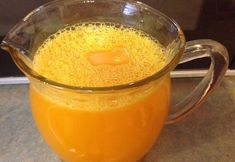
[0,40,13,54]
[0,37,24,57]
[0,36,34,79]
[0,39,25,61]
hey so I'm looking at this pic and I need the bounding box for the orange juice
[30,22,170,162]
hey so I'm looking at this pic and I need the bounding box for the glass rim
[2,0,185,92]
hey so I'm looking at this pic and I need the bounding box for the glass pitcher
[1,0,229,161]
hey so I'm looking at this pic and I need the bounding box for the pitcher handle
[166,39,229,124]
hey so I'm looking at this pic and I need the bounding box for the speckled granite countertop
[0,77,235,162]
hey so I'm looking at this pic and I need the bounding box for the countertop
[0,77,235,162]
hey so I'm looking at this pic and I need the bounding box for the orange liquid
[30,76,170,162]
[31,23,170,162]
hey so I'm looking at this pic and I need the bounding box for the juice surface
[33,22,166,87]
[30,22,170,162]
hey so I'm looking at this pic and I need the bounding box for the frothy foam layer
[33,22,167,87]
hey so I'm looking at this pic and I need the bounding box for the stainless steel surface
[0,70,235,85]
[0,77,29,85]
[0,77,235,162]
[172,69,235,78]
